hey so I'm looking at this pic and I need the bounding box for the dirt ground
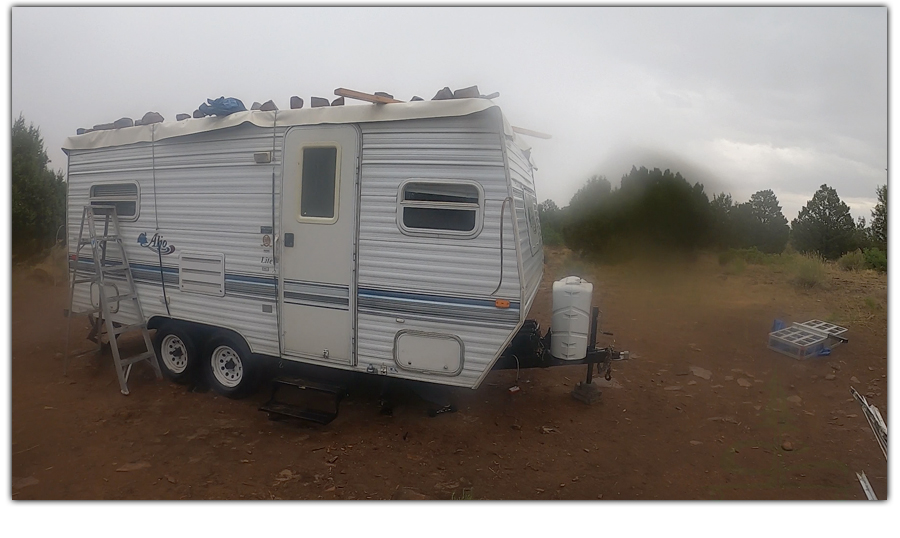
[10,248,888,500]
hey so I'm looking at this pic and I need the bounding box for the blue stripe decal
[358,288,519,310]
[227,273,278,285]
[284,300,348,311]
[73,259,514,318]
[131,262,178,274]
[357,287,519,325]
[283,279,348,290]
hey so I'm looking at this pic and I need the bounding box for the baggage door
[279,125,358,364]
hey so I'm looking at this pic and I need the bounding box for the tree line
[12,114,67,260]
[539,165,887,269]
[9,115,887,270]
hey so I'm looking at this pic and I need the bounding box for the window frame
[396,179,485,239]
[89,181,140,221]
[296,143,342,225]
[523,189,542,255]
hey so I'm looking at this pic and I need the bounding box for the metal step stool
[260,376,347,425]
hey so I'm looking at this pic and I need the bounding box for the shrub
[741,247,767,265]
[556,253,593,280]
[792,254,827,289]
[719,247,768,266]
[542,227,564,246]
[863,247,887,272]
[718,249,736,266]
[864,296,881,311]
[724,257,746,275]
[838,249,866,271]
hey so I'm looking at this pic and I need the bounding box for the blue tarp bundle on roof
[198,96,247,117]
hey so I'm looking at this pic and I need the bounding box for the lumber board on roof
[334,88,403,104]
[511,126,552,139]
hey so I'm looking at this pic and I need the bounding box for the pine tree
[790,184,857,259]
[870,184,887,252]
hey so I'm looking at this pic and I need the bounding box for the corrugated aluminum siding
[67,110,535,388]
[355,108,521,387]
[67,122,285,355]
[504,134,543,316]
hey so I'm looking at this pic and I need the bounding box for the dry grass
[791,254,828,289]
[28,244,68,286]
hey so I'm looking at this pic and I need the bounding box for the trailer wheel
[206,334,257,399]
[154,324,199,384]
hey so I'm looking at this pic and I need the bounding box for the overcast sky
[10,6,888,222]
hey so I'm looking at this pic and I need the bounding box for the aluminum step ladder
[64,205,162,395]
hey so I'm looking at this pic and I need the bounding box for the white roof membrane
[63,98,509,153]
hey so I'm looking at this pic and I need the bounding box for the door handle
[284,233,294,248]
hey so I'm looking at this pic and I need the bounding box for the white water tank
[550,276,594,360]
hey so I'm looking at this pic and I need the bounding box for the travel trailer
[64,93,553,399]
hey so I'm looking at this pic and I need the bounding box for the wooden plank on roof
[334,88,403,104]
[511,126,552,139]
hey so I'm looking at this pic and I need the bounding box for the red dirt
[11,249,888,500]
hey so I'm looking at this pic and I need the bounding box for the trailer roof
[62,98,511,153]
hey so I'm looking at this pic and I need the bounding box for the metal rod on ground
[857,471,878,500]
[850,386,887,459]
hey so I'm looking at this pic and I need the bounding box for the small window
[523,190,542,254]
[90,182,139,221]
[398,180,483,237]
[298,146,339,222]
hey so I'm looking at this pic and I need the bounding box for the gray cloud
[11,6,887,222]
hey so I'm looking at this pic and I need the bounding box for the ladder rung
[112,322,147,335]
[119,351,155,366]
[107,292,137,302]
[94,235,121,241]
[100,266,128,274]
[72,277,99,285]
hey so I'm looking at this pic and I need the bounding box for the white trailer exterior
[63,98,544,395]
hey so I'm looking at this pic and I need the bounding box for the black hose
[158,240,170,316]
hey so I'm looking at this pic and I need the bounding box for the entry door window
[298,146,339,223]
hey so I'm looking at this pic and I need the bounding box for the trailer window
[299,146,339,221]
[89,182,139,221]
[523,190,542,254]
[398,181,483,237]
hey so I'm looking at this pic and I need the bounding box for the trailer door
[280,125,359,365]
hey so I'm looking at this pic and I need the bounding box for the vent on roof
[179,251,225,297]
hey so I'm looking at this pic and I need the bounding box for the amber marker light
[495,299,510,308]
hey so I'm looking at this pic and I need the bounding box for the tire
[153,323,200,384]
[205,333,258,399]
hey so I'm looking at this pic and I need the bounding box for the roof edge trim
[63,99,500,152]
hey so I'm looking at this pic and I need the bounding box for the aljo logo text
[137,232,175,255]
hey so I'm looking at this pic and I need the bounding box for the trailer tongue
[493,276,615,405]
